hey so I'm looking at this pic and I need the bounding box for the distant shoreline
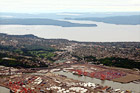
[0,18,97,27]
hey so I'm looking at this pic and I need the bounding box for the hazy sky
[0,0,140,13]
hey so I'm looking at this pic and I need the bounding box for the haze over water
[0,20,140,42]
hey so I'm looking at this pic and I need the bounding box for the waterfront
[54,71,140,93]
[0,71,139,93]
[0,63,140,93]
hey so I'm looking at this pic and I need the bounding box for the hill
[67,15,140,25]
[0,18,97,27]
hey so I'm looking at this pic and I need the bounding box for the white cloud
[57,13,81,16]
[0,0,140,13]
[0,15,14,18]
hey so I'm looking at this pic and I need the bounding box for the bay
[0,20,140,42]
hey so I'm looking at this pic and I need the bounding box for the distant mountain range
[0,18,97,27]
[0,12,139,26]
[0,12,140,19]
[66,15,140,25]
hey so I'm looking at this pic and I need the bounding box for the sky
[0,0,140,13]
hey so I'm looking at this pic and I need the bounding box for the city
[0,33,140,93]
